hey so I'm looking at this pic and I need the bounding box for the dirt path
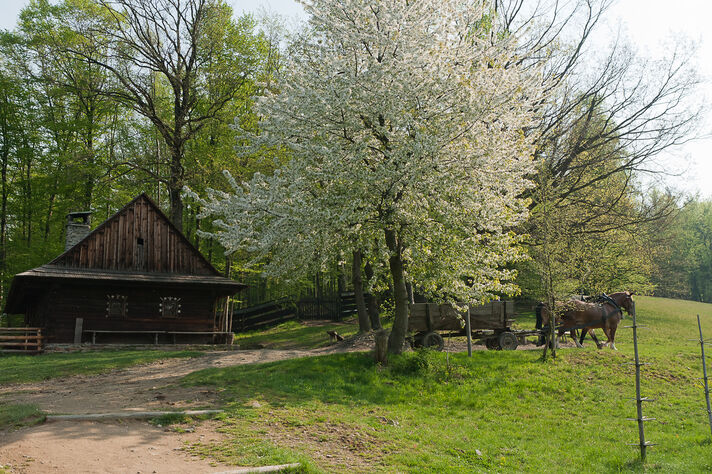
[0,419,229,474]
[0,347,350,474]
[0,349,331,415]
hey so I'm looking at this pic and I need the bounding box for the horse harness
[596,294,624,324]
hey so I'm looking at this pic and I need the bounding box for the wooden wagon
[409,301,525,351]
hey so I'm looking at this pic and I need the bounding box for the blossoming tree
[192,0,543,353]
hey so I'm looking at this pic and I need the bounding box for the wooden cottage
[3,193,245,344]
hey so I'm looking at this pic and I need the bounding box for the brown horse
[542,292,635,350]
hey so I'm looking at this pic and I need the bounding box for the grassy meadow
[0,296,711,472]
[181,295,712,472]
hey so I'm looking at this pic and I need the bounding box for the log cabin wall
[50,194,216,276]
[39,283,218,343]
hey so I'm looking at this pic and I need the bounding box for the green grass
[179,296,712,473]
[235,318,361,350]
[0,403,44,430]
[0,349,204,384]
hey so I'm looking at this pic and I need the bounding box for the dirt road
[0,348,342,474]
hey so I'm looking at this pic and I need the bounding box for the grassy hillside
[182,296,712,473]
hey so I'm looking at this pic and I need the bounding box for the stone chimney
[66,211,92,250]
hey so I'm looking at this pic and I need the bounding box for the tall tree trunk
[24,152,32,246]
[337,258,347,294]
[352,250,371,333]
[83,107,95,210]
[364,260,382,329]
[406,282,415,304]
[44,181,57,242]
[168,142,184,231]
[385,228,409,354]
[0,131,8,307]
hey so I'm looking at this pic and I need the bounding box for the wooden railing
[0,327,45,354]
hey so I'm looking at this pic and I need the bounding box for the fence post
[696,314,712,439]
[465,306,472,357]
[626,301,654,461]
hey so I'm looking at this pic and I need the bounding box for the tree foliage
[192,0,543,353]
[0,0,269,305]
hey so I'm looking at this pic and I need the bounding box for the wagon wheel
[422,332,444,351]
[485,337,500,350]
[498,331,518,351]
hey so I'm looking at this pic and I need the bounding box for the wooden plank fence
[0,327,44,354]
[232,299,297,332]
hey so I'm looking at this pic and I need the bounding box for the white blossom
[192,0,543,305]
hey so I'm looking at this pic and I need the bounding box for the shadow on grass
[0,350,205,384]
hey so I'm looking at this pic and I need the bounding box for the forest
[0,0,710,335]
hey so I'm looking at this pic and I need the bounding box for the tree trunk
[385,228,409,354]
[168,143,184,231]
[352,250,371,333]
[0,128,8,307]
[406,282,415,304]
[364,261,382,329]
[374,329,389,365]
[194,208,201,248]
[24,151,32,246]
[83,107,95,210]
[44,184,57,242]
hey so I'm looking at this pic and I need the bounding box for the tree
[13,0,129,214]
[494,1,699,312]
[63,0,263,230]
[192,0,542,353]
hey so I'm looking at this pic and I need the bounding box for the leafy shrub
[389,349,433,376]
[389,349,471,383]
[379,297,395,322]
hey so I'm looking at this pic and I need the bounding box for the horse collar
[601,293,621,310]
[600,293,623,318]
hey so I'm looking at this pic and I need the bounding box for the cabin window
[160,297,181,319]
[106,294,128,318]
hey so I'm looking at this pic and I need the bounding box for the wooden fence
[0,327,44,354]
[235,271,363,322]
[232,299,297,332]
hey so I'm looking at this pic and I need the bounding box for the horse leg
[609,325,618,351]
[573,328,584,348]
[600,326,613,348]
[587,329,603,349]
